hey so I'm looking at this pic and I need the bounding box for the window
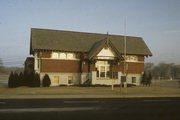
[96,61,110,78]
[52,52,59,58]
[113,72,118,79]
[132,77,136,83]
[68,76,73,84]
[123,55,138,62]
[53,76,59,84]
[67,53,75,59]
[60,53,66,59]
[51,52,76,59]
[121,76,126,82]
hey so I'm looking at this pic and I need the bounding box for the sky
[0,0,180,67]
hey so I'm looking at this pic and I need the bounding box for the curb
[0,94,180,99]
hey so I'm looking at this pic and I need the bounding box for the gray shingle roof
[30,28,152,56]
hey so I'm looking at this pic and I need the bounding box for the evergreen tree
[31,73,40,87]
[28,72,35,87]
[34,73,41,87]
[42,74,51,87]
[14,72,19,87]
[8,71,14,88]
[19,72,24,86]
[23,71,29,86]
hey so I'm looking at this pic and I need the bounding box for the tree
[141,72,152,86]
[8,71,14,88]
[31,73,41,87]
[145,62,154,73]
[19,72,24,86]
[42,74,51,87]
[145,62,177,79]
[13,72,19,87]
[28,72,35,87]
[141,72,147,86]
[147,73,152,86]
[34,73,41,87]
[22,71,29,86]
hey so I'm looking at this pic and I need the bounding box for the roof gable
[97,48,116,57]
[88,37,123,60]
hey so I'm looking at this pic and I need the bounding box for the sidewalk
[0,85,180,99]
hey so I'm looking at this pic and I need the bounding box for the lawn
[0,78,180,99]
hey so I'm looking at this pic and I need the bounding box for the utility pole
[120,17,127,93]
[124,17,127,93]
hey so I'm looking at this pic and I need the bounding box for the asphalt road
[0,97,180,120]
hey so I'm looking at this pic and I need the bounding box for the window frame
[96,61,110,78]
[68,76,73,84]
[51,52,76,60]
[132,77,136,83]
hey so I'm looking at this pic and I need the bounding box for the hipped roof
[30,28,152,56]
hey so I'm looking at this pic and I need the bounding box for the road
[0,97,180,120]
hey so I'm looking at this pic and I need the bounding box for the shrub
[42,74,51,87]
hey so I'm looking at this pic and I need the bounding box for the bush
[42,74,51,87]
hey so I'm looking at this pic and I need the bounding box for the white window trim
[96,61,110,78]
[51,52,77,60]
[123,55,138,62]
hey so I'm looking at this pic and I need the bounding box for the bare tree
[145,62,177,79]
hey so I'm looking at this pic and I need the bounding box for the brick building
[30,28,152,86]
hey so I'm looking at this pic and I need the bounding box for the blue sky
[0,0,180,67]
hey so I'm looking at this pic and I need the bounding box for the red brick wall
[39,52,144,74]
[82,61,89,72]
[90,64,96,71]
[119,62,144,74]
[41,59,80,73]
[112,64,120,72]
